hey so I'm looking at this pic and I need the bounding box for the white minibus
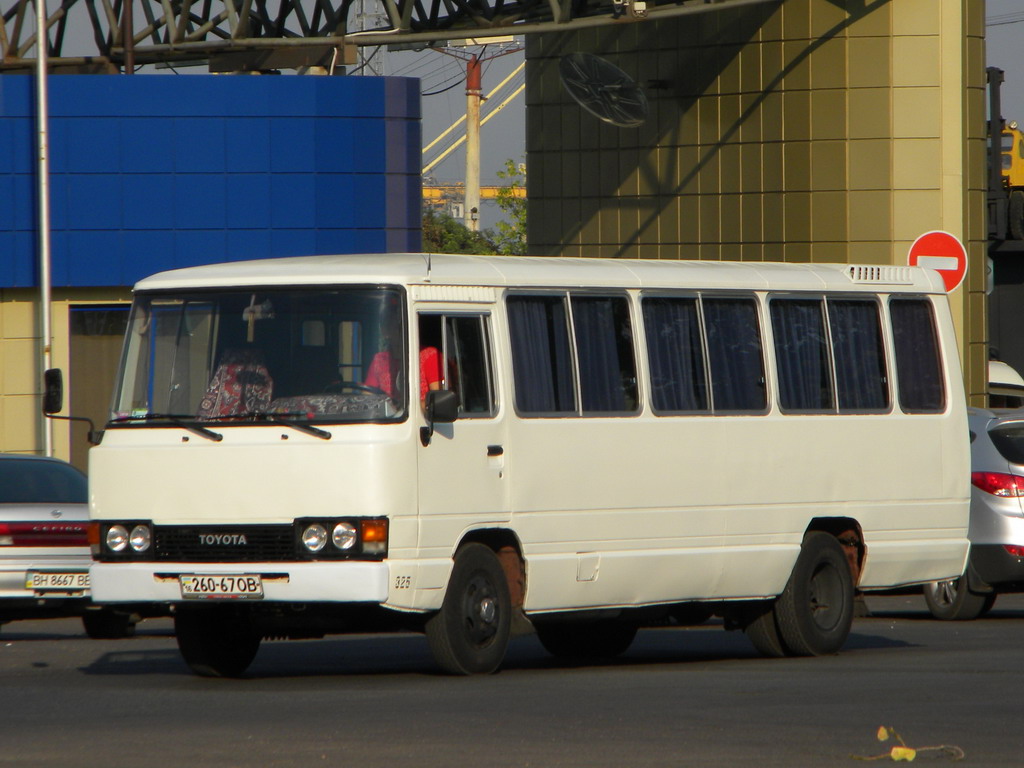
[55,254,970,676]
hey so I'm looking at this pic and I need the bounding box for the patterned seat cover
[196,348,273,418]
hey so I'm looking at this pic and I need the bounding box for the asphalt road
[0,593,1021,768]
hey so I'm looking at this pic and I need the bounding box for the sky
[986,0,1024,126]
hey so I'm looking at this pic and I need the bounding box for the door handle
[487,445,504,457]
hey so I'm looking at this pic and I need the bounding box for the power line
[987,12,1024,26]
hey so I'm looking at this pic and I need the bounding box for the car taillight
[1004,545,1024,558]
[0,522,89,547]
[971,471,1024,497]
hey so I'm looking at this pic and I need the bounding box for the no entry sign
[907,230,968,293]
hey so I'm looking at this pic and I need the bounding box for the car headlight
[332,522,357,550]
[302,523,328,553]
[105,525,129,553]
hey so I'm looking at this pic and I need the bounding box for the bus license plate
[26,571,90,592]
[179,574,264,600]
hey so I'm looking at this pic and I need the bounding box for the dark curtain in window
[891,298,945,413]
[571,296,637,412]
[828,299,889,411]
[508,296,576,413]
[642,297,707,411]
[704,298,766,411]
[770,299,833,411]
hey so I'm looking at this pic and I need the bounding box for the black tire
[923,577,994,621]
[743,603,787,658]
[535,620,638,660]
[774,532,855,656]
[1010,189,1024,241]
[425,543,511,675]
[82,609,137,639]
[174,607,262,678]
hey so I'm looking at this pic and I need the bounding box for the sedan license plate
[179,574,264,600]
[27,570,90,592]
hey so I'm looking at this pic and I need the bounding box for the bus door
[415,311,509,548]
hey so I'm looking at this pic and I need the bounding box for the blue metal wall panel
[0,74,422,288]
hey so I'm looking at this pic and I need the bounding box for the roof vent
[844,265,915,285]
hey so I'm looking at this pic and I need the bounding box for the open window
[418,313,496,418]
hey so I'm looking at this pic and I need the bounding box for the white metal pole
[36,0,54,457]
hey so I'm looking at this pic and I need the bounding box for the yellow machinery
[1000,121,1024,239]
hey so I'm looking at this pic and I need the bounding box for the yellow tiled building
[526,0,987,399]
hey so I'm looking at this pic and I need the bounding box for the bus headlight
[332,522,357,550]
[129,524,152,553]
[294,518,388,559]
[105,525,129,553]
[301,524,328,553]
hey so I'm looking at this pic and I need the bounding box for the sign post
[907,231,968,293]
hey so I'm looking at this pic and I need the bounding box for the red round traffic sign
[907,230,968,293]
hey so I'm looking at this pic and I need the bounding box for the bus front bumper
[89,560,390,605]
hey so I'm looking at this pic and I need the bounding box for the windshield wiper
[249,411,332,440]
[109,413,223,442]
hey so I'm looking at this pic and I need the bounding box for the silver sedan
[0,454,135,637]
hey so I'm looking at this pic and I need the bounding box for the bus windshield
[109,287,407,426]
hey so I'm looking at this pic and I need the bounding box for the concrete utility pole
[464,55,482,231]
[431,43,523,232]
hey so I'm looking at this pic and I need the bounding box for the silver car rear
[923,408,1024,619]
[0,455,136,637]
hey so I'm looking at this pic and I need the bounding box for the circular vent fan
[559,52,648,128]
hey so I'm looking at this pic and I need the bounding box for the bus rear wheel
[535,620,638,660]
[773,532,854,656]
[174,607,262,677]
[425,543,511,675]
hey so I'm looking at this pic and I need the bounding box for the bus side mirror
[42,368,100,445]
[42,369,64,414]
[420,389,458,447]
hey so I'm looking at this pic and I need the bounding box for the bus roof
[133,253,948,294]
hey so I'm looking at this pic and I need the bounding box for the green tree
[421,208,496,254]
[493,159,527,255]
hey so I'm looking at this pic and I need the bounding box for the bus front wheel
[174,607,262,677]
[425,543,511,675]
[773,532,854,656]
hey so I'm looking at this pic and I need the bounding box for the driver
[365,345,441,404]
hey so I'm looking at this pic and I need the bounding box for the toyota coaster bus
[48,254,970,677]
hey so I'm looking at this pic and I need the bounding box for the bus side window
[508,295,577,415]
[890,297,946,413]
[770,298,834,412]
[446,316,496,417]
[703,297,767,412]
[827,298,889,412]
[642,296,709,413]
[420,314,497,417]
[570,295,639,414]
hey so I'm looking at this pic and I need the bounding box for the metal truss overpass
[0,0,777,73]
